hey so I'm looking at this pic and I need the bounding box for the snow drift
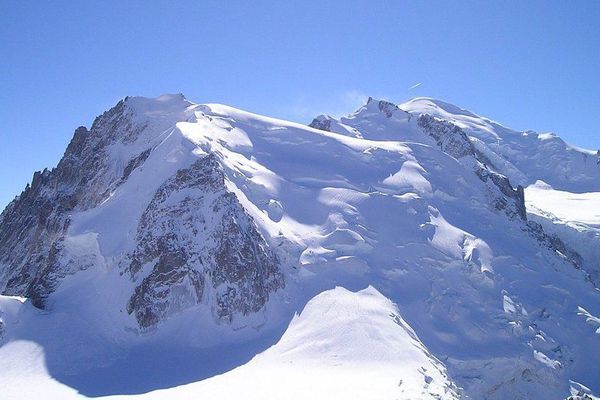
[0,94,599,399]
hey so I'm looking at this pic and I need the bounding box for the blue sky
[1,1,599,209]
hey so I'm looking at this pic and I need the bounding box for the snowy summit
[0,94,599,400]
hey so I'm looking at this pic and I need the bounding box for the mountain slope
[111,287,460,400]
[399,97,600,192]
[0,94,598,399]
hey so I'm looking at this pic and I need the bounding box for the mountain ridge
[0,94,598,399]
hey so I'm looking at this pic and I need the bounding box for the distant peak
[124,92,190,106]
[400,97,478,119]
[530,180,554,190]
[308,114,334,131]
[121,93,195,121]
[156,93,187,102]
[354,97,405,118]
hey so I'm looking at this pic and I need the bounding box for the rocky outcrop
[418,114,527,220]
[308,115,332,131]
[525,220,588,279]
[475,167,527,220]
[417,114,475,160]
[566,393,595,400]
[417,114,589,275]
[1,96,284,330]
[0,99,158,307]
[367,97,404,118]
[125,154,284,329]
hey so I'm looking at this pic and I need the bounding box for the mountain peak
[1,91,600,399]
[350,97,406,119]
[124,92,193,115]
[400,97,479,119]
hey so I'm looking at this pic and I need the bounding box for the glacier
[0,94,598,399]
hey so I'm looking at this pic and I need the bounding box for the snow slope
[101,287,459,400]
[1,94,599,399]
[400,98,600,192]
[525,181,600,286]
[525,181,600,227]
[0,287,460,400]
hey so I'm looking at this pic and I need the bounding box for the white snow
[1,94,599,399]
[525,181,600,227]
[105,287,458,400]
[0,288,459,400]
[400,98,600,192]
[524,181,600,292]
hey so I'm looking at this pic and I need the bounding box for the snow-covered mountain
[0,94,598,400]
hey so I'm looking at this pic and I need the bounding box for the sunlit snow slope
[104,287,459,400]
[525,180,600,288]
[0,94,599,400]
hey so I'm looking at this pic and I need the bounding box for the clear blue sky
[1,1,599,210]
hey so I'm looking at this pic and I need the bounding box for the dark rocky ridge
[0,99,147,307]
[417,114,590,281]
[418,114,526,220]
[125,154,284,328]
[308,115,332,131]
[0,99,285,325]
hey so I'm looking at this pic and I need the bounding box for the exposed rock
[475,167,527,220]
[1,99,165,306]
[566,394,595,400]
[525,220,588,281]
[122,148,152,181]
[308,115,332,131]
[418,114,526,220]
[417,114,475,160]
[417,114,588,278]
[125,155,284,328]
[1,96,284,330]
[366,97,403,118]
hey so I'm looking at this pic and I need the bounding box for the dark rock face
[128,249,204,329]
[365,97,404,118]
[418,114,527,220]
[525,220,589,281]
[210,193,283,321]
[475,167,527,221]
[308,115,332,131]
[376,99,399,117]
[0,168,62,306]
[418,114,588,278]
[566,392,595,400]
[122,148,151,182]
[125,155,284,329]
[1,97,284,329]
[418,114,475,160]
[0,100,154,307]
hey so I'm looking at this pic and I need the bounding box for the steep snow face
[0,288,459,400]
[118,287,460,400]
[0,94,198,306]
[124,155,283,328]
[0,94,599,399]
[400,97,600,192]
[0,94,284,330]
[525,181,600,286]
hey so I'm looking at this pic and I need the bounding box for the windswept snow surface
[400,98,600,192]
[0,288,459,400]
[105,287,459,400]
[1,94,599,399]
[525,180,600,291]
[525,181,600,227]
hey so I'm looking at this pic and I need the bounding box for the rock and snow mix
[0,94,598,399]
